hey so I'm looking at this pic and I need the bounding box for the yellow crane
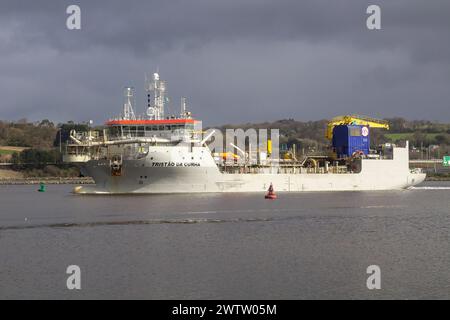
[326,115,390,140]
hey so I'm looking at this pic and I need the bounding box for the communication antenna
[123,87,136,120]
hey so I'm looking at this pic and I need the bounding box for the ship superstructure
[63,72,426,194]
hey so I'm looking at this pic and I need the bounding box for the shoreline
[0,177,94,185]
[423,176,450,181]
[0,176,448,185]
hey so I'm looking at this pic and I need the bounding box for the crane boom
[326,114,389,140]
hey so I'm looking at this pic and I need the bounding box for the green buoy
[38,183,46,192]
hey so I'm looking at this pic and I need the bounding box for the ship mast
[146,72,167,120]
[181,97,186,117]
[122,87,136,120]
[180,97,192,118]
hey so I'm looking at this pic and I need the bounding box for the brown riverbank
[0,168,93,185]
[0,169,24,179]
[0,177,94,185]
[425,176,450,181]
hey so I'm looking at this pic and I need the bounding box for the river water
[0,182,449,299]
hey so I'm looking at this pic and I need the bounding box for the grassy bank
[0,168,92,185]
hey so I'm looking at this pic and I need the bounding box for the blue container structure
[332,125,370,158]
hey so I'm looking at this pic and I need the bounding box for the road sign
[443,156,450,167]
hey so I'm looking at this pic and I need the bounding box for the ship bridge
[104,118,201,142]
[63,71,203,163]
[104,72,202,142]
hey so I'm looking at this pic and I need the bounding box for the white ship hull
[74,144,426,194]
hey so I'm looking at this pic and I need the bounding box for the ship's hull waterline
[74,169,426,194]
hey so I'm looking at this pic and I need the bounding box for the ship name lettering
[151,162,200,167]
[184,162,200,167]
[152,162,175,167]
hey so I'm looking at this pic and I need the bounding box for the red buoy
[265,183,277,199]
[265,193,277,199]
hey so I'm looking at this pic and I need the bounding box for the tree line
[0,117,449,166]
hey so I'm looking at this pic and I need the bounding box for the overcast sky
[1,0,449,126]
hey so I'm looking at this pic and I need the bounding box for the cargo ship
[63,72,426,194]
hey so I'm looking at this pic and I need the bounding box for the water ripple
[0,217,276,231]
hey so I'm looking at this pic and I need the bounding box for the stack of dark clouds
[1,0,449,125]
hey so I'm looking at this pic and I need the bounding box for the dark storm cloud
[0,0,449,125]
